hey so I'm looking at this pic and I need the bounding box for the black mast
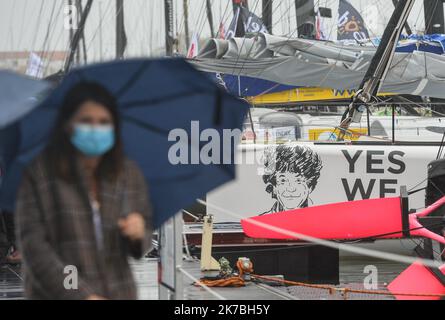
[76,0,88,64]
[164,0,174,56]
[295,0,315,38]
[338,0,416,140]
[232,0,248,37]
[64,0,93,72]
[262,0,273,34]
[116,0,127,59]
[392,0,413,34]
[424,0,445,116]
[183,0,190,49]
[424,0,445,34]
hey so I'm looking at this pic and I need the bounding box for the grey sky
[0,0,428,62]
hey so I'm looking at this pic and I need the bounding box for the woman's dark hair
[46,82,124,182]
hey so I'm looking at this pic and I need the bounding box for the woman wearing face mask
[15,82,153,300]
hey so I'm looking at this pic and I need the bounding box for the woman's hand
[118,213,146,241]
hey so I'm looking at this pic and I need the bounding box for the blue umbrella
[0,70,50,129]
[0,58,249,228]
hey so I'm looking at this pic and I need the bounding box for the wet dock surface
[0,264,23,300]
[0,255,409,300]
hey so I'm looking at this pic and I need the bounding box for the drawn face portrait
[262,145,323,215]
[275,172,311,210]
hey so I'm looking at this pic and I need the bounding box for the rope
[251,274,445,299]
[195,277,246,288]
[193,257,445,299]
[194,257,254,288]
[178,266,227,300]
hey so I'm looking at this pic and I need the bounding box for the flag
[218,22,226,39]
[316,10,327,40]
[226,6,241,39]
[337,0,370,43]
[26,52,44,79]
[187,33,199,59]
[226,4,268,39]
[239,6,269,34]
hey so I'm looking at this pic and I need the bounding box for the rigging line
[141,0,152,56]
[40,0,58,55]
[85,0,114,51]
[336,222,445,245]
[176,0,187,45]
[64,0,93,72]
[409,237,444,261]
[196,0,208,32]
[437,128,445,160]
[16,0,30,50]
[198,199,444,268]
[194,0,209,37]
[270,0,299,31]
[131,0,154,54]
[43,0,94,73]
[43,21,71,74]
[219,0,236,30]
[7,1,17,52]
[198,0,216,39]
[85,1,114,54]
[30,0,46,53]
[425,0,441,34]
[42,1,66,58]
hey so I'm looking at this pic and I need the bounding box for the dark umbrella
[0,58,249,228]
[0,70,50,129]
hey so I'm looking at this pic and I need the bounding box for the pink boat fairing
[241,196,445,244]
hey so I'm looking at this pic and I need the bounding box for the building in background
[0,51,67,78]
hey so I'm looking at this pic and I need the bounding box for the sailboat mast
[99,1,104,60]
[295,0,315,38]
[233,0,249,12]
[76,0,88,64]
[164,0,174,56]
[183,0,190,49]
[116,0,126,59]
[64,0,93,72]
[232,0,248,37]
[206,0,215,38]
[338,0,416,140]
[424,0,445,33]
[392,0,413,34]
[262,0,273,34]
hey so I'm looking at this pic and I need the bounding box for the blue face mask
[71,124,115,157]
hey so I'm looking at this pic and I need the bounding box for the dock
[0,256,405,300]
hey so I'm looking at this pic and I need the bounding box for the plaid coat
[15,153,153,300]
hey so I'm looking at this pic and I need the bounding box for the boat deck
[0,256,407,300]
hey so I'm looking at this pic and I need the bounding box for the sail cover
[191,33,445,100]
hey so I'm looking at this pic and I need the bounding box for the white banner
[208,143,438,223]
[26,52,44,79]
